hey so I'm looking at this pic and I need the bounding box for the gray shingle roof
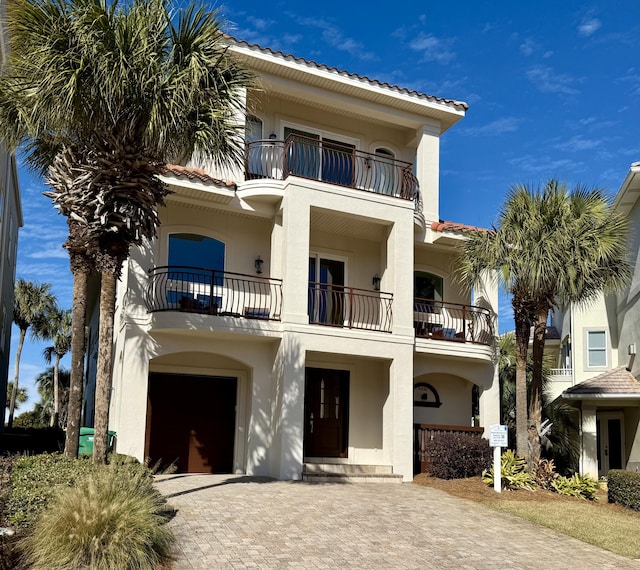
[563,367,640,397]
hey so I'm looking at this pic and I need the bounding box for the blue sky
[8,0,640,414]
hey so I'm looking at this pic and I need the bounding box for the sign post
[489,424,508,494]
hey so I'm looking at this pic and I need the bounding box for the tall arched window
[374,147,396,196]
[245,115,264,178]
[168,233,225,311]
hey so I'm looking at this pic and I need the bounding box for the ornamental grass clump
[23,465,173,570]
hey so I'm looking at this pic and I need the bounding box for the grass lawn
[414,474,640,559]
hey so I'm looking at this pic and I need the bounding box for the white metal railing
[549,368,573,376]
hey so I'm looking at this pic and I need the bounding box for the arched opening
[167,233,225,312]
[374,147,396,195]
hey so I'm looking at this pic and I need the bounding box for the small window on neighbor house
[587,331,607,367]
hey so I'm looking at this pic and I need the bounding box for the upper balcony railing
[146,266,283,321]
[245,134,419,202]
[414,298,494,346]
[308,282,393,333]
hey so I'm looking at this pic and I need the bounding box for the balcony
[308,282,393,333]
[414,299,493,346]
[245,134,418,202]
[145,266,283,321]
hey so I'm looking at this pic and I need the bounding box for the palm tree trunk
[513,304,530,458]
[64,267,89,458]
[51,353,61,428]
[93,271,117,465]
[7,329,26,429]
[528,303,548,467]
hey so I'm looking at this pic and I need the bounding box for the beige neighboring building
[86,40,500,481]
[547,161,640,478]
[0,0,22,427]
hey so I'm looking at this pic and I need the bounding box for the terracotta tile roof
[162,164,236,189]
[430,220,489,234]
[229,38,468,112]
[563,367,640,396]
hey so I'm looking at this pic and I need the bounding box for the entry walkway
[155,474,639,570]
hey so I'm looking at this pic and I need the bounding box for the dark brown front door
[146,373,237,473]
[304,368,349,457]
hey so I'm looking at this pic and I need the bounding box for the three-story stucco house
[0,0,22,429]
[547,161,640,479]
[84,39,500,481]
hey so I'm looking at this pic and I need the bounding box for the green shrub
[23,465,174,570]
[5,453,96,529]
[551,473,598,500]
[608,469,640,510]
[482,450,535,490]
[423,433,492,479]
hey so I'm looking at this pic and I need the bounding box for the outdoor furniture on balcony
[245,134,419,202]
[146,266,282,321]
[413,298,494,346]
[308,282,393,333]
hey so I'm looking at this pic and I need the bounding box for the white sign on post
[489,424,508,493]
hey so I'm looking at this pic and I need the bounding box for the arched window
[246,115,264,178]
[414,271,443,302]
[168,233,225,311]
[374,147,396,196]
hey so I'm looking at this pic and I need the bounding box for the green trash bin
[78,427,116,456]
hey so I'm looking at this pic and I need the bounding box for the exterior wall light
[255,256,264,275]
[372,274,381,291]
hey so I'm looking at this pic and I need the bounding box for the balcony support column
[415,122,440,225]
[281,184,311,325]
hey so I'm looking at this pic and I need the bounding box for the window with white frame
[587,330,607,367]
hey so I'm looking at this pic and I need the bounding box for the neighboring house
[0,0,22,428]
[85,40,500,481]
[547,161,640,479]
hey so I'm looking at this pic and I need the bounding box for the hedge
[608,469,640,511]
[423,433,492,479]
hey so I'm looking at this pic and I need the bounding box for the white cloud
[28,246,68,260]
[295,17,376,61]
[408,33,455,65]
[578,17,602,37]
[508,155,575,174]
[519,38,537,56]
[554,135,602,152]
[526,65,579,95]
[460,117,521,136]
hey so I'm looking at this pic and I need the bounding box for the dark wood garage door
[146,373,237,473]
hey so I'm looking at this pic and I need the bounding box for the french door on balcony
[309,255,346,326]
[284,127,355,187]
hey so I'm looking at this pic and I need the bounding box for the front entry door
[304,368,349,457]
[597,412,624,477]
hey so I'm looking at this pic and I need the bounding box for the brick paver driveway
[155,474,639,570]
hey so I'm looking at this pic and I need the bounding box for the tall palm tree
[5,382,28,411]
[35,365,71,427]
[42,308,72,428]
[7,279,56,428]
[459,180,630,464]
[0,0,253,462]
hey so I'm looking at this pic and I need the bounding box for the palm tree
[7,279,56,428]
[35,365,71,427]
[459,180,630,464]
[0,0,253,462]
[5,382,28,411]
[497,333,579,472]
[42,308,72,428]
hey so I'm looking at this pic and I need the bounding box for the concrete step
[302,463,402,483]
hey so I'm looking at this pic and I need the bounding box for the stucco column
[581,404,598,478]
[281,184,311,325]
[415,122,441,225]
[387,215,415,338]
[388,348,414,481]
[275,333,306,480]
